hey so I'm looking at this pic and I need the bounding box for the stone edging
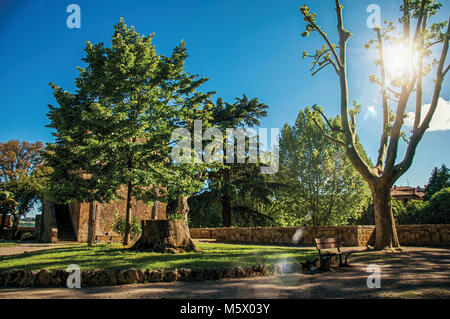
[0,260,320,288]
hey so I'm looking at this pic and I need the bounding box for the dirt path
[0,247,448,299]
[0,243,66,257]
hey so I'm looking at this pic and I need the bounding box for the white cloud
[363,105,377,120]
[405,98,450,132]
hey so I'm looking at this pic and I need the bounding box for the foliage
[424,164,450,200]
[397,187,450,224]
[19,232,34,242]
[299,0,450,249]
[396,200,427,224]
[188,96,271,227]
[0,140,49,238]
[188,199,223,228]
[351,187,449,225]
[111,211,142,240]
[0,190,17,216]
[272,107,371,226]
[46,19,213,204]
[350,198,405,225]
[46,19,216,243]
[427,187,450,224]
[166,207,187,221]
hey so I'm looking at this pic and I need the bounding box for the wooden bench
[314,237,360,270]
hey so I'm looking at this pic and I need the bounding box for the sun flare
[384,44,416,78]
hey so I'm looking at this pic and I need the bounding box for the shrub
[426,187,450,224]
[19,232,34,241]
[395,188,449,224]
[110,211,142,240]
[396,200,427,224]
[166,209,187,221]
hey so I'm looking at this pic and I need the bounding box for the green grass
[0,242,317,271]
[0,242,17,247]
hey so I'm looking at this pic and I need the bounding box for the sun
[383,43,416,79]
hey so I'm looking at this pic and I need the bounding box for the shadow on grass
[0,243,318,271]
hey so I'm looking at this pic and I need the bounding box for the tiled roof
[391,186,425,198]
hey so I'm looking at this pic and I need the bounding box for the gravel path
[0,246,448,299]
[0,243,66,257]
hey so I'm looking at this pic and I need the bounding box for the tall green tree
[274,107,371,226]
[47,19,214,245]
[300,0,449,249]
[188,95,272,227]
[0,140,48,238]
[424,164,449,200]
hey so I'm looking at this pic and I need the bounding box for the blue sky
[0,0,449,187]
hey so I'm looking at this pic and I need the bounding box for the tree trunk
[178,196,189,221]
[131,219,200,253]
[222,168,232,227]
[0,211,7,238]
[11,216,19,239]
[222,196,231,227]
[123,181,133,245]
[151,202,158,219]
[87,201,96,247]
[372,184,401,250]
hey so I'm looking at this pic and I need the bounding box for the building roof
[390,186,425,199]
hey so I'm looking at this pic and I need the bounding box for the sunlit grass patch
[0,242,317,271]
[0,242,18,247]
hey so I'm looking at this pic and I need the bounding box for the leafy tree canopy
[46,19,214,207]
[424,164,450,200]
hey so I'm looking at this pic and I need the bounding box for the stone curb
[0,259,322,288]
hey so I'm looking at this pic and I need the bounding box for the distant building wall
[41,184,166,243]
[391,186,426,205]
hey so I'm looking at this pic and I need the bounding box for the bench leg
[343,253,354,267]
[319,256,336,271]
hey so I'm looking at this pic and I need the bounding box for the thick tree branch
[414,16,428,133]
[393,18,450,182]
[444,64,450,77]
[417,18,450,135]
[333,0,376,182]
[375,27,390,174]
[413,0,426,41]
[313,105,344,133]
[312,118,345,146]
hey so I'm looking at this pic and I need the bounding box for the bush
[349,198,404,225]
[396,200,427,224]
[395,188,449,224]
[19,232,34,241]
[110,211,142,240]
[426,187,450,224]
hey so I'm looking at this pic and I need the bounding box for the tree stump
[130,220,200,253]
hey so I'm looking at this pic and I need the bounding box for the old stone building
[38,186,166,243]
[390,186,426,205]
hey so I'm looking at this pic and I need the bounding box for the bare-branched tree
[300,0,449,250]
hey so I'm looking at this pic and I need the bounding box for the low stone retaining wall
[0,260,323,288]
[190,224,449,247]
[1,227,39,240]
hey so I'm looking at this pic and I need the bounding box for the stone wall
[1,227,48,241]
[190,225,450,247]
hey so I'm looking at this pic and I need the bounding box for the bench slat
[314,237,340,250]
[314,237,339,243]
[316,243,339,249]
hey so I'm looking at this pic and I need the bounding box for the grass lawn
[0,242,317,271]
[0,242,17,247]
